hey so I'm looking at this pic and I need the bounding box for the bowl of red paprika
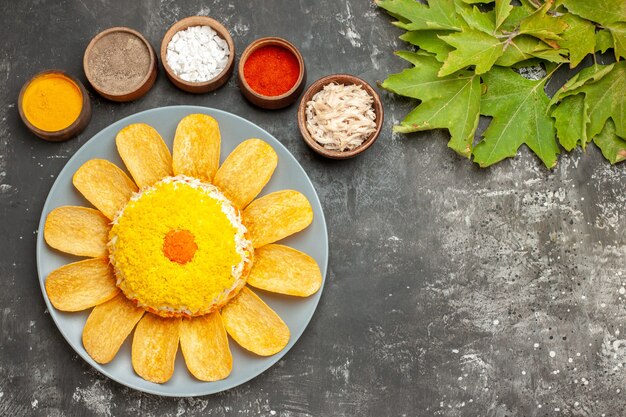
[238,37,306,110]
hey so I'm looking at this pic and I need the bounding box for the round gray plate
[36,106,328,397]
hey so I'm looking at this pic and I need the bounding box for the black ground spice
[86,32,151,95]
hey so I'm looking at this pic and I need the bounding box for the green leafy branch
[377,0,626,167]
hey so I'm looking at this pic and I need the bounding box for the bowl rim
[238,36,306,101]
[83,26,156,98]
[18,69,91,141]
[297,73,384,159]
[160,16,235,88]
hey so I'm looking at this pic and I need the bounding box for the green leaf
[580,62,626,139]
[496,35,567,66]
[393,51,425,66]
[606,22,626,61]
[376,0,464,31]
[495,0,514,29]
[500,3,536,32]
[396,47,441,62]
[549,63,614,106]
[551,94,590,151]
[400,31,454,62]
[593,119,626,164]
[595,29,614,53]
[473,66,559,168]
[552,62,626,138]
[529,47,569,63]
[377,0,624,168]
[381,55,481,157]
[456,3,496,34]
[439,28,505,75]
[560,14,596,68]
[560,0,626,25]
[415,49,441,59]
[518,0,568,45]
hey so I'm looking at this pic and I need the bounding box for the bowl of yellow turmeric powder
[18,70,91,142]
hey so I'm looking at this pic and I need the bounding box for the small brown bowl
[84,27,157,102]
[238,37,306,110]
[18,70,92,142]
[161,16,235,93]
[297,74,383,159]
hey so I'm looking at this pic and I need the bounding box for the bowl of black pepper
[83,27,158,102]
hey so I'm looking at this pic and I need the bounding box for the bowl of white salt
[161,16,235,93]
[298,74,383,159]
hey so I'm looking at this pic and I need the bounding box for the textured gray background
[1,1,625,416]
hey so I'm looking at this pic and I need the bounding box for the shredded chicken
[305,83,377,152]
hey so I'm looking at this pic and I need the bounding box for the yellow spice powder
[22,73,82,132]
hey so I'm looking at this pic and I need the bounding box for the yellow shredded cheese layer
[108,177,250,316]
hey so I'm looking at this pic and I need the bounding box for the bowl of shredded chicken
[298,74,383,159]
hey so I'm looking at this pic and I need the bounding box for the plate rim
[35,105,328,397]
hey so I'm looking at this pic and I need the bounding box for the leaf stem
[543,63,563,84]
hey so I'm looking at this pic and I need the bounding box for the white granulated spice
[166,26,229,83]
[550,350,556,358]
[305,83,377,152]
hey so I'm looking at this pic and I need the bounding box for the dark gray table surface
[1,1,625,416]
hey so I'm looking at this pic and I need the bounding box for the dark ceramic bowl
[84,27,157,102]
[238,37,306,110]
[161,16,235,94]
[297,74,383,159]
[18,70,92,142]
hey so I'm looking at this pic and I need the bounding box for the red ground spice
[243,45,300,96]
[163,229,198,264]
